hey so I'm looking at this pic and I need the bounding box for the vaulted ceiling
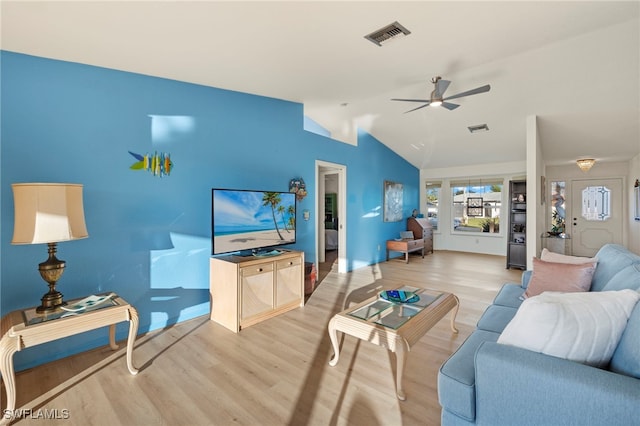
[2,1,639,169]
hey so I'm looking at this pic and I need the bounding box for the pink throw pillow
[524,257,596,298]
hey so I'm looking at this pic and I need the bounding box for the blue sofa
[438,244,640,425]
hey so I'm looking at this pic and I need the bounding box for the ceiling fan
[391,76,490,113]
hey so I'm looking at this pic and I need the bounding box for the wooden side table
[0,293,139,424]
[386,238,424,263]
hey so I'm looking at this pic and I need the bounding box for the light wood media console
[209,250,304,332]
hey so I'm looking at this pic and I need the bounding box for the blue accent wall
[0,51,418,371]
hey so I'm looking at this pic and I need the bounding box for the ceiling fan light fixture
[576,158,596,172]
[391,76,490,113]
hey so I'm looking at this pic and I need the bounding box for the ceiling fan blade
[404,103,431,113]
[391,98,430,103]
[441,102,460,110]
[434,79,451,97]
[444,84,491,101]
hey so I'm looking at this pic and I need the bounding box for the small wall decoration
[289,177,308,201]
[467,197,484,217]
[383,180,403,222]
[129,151,173,177]
[634,179,640,221]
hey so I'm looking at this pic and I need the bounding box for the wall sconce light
[12,183,89,312]
[576,158,596,172]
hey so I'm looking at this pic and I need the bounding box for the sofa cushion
[497,290,640,368]
[520,270,532,288]
[476,305,518,333]
[441,408,475,426]
[601,264,640,292]
[438,330,500,422]
[609,298,640,378]
[541,248,598,265]
[492,283,525,308]
[524,257,596,298]
[591,244,640,291]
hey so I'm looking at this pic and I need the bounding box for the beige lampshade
[12,183,89,244]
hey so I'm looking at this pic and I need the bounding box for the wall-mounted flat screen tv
[212,188,296,256]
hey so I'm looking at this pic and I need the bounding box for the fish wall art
[129,151,173,177]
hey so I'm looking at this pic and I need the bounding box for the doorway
[570,178,623,257]
[316,161,346,277]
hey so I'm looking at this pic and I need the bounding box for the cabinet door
[508,243,527,268]
[240,263,274,320]
[275,256,302,307]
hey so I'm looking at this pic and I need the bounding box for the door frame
[316,160,347,273]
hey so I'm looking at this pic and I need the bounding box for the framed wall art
[383,180,403,222]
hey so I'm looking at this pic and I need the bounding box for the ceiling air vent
[468,124,489,133]
[365,21,411,46]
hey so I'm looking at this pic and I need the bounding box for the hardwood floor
[2,251,522,426]
[316,249,338,288]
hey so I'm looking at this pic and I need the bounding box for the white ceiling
[2,1,639,170]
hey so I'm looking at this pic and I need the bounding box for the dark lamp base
[36,290,66,313]
[36,242,67,313]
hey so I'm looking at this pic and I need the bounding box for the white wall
[420,161,526,257]
[421,117,639,259]
[527,115,543,269]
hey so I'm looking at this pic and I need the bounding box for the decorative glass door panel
[571,179,622,257]
[581,186,611,221]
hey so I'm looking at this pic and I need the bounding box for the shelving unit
[507,180,527,269]
[325,193,337,229]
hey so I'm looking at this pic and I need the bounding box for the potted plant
[548,209,565,236]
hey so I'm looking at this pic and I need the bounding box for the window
[550,181,566,234]
[451,180,502,234]
[425,181,441,230]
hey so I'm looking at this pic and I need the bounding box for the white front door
[570,178,623,257]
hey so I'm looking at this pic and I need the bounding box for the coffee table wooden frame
[328,289,459,400]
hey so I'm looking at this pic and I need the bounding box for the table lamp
[11,183,89,313]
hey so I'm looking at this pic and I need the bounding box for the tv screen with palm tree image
[212,188,296,256]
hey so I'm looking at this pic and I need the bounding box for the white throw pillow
[497,289,640,367]
[540,248,597,265]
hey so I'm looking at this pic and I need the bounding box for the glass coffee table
[328,286,459,400]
